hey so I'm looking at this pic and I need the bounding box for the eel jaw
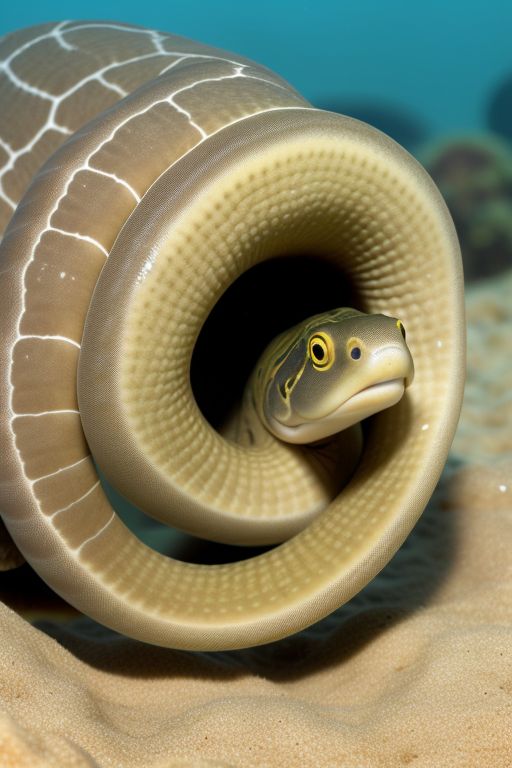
[268,377,407,444]
[326,377,406,431]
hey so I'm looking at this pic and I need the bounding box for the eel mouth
[335,378,406,423]
[305,377,407,437]
[267,377,408,444]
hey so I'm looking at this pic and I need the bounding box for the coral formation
[421,135,512,281]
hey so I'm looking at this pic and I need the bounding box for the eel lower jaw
[268,378,407,444]
[331,378,406,428]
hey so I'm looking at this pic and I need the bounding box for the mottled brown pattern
[0,75,55,151]
[103,55,182,92]
[20,231,106,342]
[12,412,88,479]
[11,338,79,413]
[55,81,125,132]
[51,485,111,549]
[2,130,66,205]
[50,170,137,245]
[88,103,198,193]
[33,458,97,516]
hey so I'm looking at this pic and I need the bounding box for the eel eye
[396,319,406,340]
[308,332,334,370]
[347,337,363,361]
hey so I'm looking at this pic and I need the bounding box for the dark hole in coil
[191,254,362,430]
[110,254,364,565]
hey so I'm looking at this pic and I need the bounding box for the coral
[421,135,512,280]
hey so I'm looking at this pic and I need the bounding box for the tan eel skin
[0,21,465,651]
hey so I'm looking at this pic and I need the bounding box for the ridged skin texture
[0,21,465,650]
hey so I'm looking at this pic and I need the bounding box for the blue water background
[1,0,511,140]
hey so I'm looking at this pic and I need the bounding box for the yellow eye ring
[308,332,334,370]
[396,319,406,340]
[347,337,364,361]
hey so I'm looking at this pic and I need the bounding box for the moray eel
[0,22,465,651]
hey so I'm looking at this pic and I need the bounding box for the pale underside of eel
[0,21,465,651]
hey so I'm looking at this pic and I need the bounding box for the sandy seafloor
[0,270,511,767]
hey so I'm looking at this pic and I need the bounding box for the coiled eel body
[0,21,465,651]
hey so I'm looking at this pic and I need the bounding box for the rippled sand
[0,272,511,767]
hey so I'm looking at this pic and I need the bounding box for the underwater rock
[421,134,512,281]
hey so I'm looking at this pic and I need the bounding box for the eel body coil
[0,22,465,650]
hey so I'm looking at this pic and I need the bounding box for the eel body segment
[0,22,465,650]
